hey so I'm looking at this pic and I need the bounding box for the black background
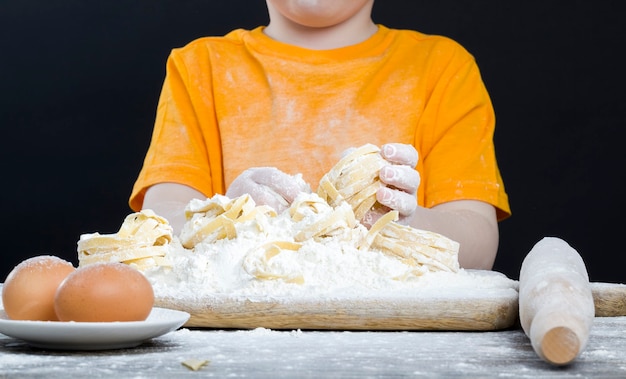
[1,1,624,283]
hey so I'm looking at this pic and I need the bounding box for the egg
[2,255,76,321]
[54,262,154,322]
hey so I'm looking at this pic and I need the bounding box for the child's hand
[225,167,311,214]
[363,143,420,227]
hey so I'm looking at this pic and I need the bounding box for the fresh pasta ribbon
[180,194,277,249]
[242,241,305,284]
[292,198,356,242]
[317,143,386,221]
[77,209,173,271]
[360,210,460,274]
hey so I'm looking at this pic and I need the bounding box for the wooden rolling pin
[519,237,595,366]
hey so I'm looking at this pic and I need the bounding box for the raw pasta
[77,209,173,270]
[76,144,460,283]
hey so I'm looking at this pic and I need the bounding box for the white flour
[143,194,517,300]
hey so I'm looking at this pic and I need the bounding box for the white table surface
[1,316,625,378]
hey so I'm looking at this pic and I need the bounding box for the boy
[130,0,510,269]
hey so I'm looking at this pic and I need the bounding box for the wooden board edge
[591,282,626,317]
[156,290,519,331]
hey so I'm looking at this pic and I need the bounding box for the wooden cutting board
[591,282,626,317]
[155,275,626,331]
[156,270,520,331]
[156,290,519,331]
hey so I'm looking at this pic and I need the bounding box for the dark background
[1,1,624,283]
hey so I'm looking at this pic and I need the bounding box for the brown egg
[54,262,154,322]
[2,255,76,321]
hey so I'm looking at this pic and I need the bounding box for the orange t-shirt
[130,25,511,220]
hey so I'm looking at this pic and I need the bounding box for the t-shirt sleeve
[418,43,510,220]
[129,47,222,211]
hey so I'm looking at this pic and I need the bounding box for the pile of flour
[143,194,516,300]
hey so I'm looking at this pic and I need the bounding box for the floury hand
[363,143,420,227]
[226,167,311,214]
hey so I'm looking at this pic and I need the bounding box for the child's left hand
[362,143,420,227]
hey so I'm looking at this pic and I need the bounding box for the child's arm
[409,200,499,271]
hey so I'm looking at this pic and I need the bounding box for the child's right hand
[225,167,311,214]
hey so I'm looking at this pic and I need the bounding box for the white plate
[0,307,190,350]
